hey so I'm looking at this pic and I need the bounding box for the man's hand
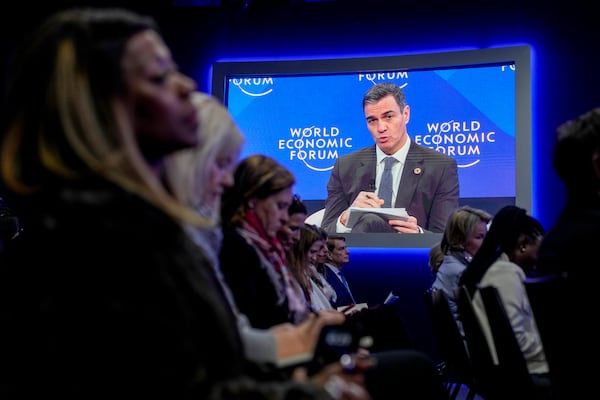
[340,191,384,226]
[352,191,384,208]
[389,215,422,234]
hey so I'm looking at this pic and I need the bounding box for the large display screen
[212,45,531,247]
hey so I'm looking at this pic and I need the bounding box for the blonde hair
[163,92,245,225]
[429,205,492,274]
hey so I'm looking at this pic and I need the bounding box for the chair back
[455,285,498,399]
[424,288,477,400]
[304,208,325,227]
[478,285,535,398]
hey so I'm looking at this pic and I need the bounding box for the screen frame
[211,45,531,248]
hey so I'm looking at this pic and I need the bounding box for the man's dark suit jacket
[321,142,459,233]
[323,264,355,308]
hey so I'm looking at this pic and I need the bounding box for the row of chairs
[425,284,545,400]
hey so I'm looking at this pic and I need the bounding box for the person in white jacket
[459,205,551,395]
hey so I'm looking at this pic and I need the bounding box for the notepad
[346,207,409,229]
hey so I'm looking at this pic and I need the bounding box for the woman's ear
[509,236,528,261]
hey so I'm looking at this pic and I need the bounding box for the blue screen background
[227,64,515,203]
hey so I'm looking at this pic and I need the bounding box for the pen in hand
[363,192,383,208]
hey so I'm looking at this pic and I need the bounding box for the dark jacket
[219,227,295,329]
[321,143,459,233]
[0,180,330,400]
[323,264,355,308]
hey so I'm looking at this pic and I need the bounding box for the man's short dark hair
[288,194,307,215]
[327,235,346,252]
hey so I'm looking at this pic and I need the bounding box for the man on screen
[321,82,459,234]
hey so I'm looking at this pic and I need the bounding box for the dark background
[1,0,596,361]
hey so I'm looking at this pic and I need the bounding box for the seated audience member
[277,194,308,253]
[0,8,367,400]
[277,195,314,318]
[459,206,551,397]
[320,82,459,234]
[323,235,357,308]
[279,199,338,310]
[220,154,310,328]
[289,224,337,312]
[319,234,414,353]
[314,226,331,275]
[281,200,338,311]
[535,108,600,399]
[163,92,345,367]
[313,226,339,307]
[429,206,492,334]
